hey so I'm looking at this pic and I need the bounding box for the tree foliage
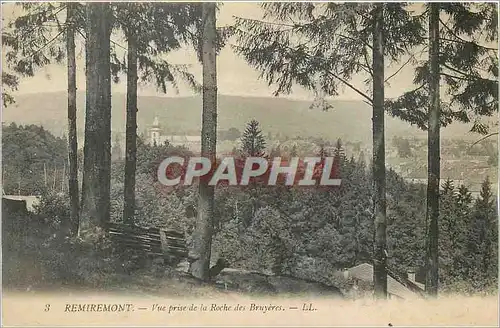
[1,71,19,107]
[2,123,67,195]
[392,136,413,158]
[4,122,497,293]
[241,119,267,157]
[2,3,86,77]
[233,3,424,104]
[386,3,498,134]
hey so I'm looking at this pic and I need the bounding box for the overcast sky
[2,2,419,101]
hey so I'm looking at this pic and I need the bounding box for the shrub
[440,276,499,296]
[32,191,70,234]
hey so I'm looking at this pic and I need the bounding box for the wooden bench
[106,222,188,266]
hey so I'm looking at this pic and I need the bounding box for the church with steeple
[149,116,202,151]
[150,116,162,145]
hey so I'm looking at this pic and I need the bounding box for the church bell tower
[151,116,161,145]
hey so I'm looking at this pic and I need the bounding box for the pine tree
[438,179,457,285]
[2,3,74,79]
[357,151,367,169]
[440,3,498,136]
[466,177,497,290]
[334,139,346,163]
[241,120,266,157]
[66,2,79,236]
[425,2,441,297]
[386,3,498,135]
[120,3,140,225]
[232,11,424,279]
[80,2,112,235]
[2,2,85,234]
[454,184,473,279]
[371,2,388,298]
[239,119,267,228]
[114,3,207,225]
[189,2,218,281]
[317,144,329,159]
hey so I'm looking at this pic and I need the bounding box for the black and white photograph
[1,1,498,326]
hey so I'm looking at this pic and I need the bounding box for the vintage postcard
[1,1,499,326]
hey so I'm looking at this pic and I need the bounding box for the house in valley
[343,263,426,300]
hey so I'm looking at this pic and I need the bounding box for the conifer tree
[189,2,218,281]
[438,179,458,285]
[113,3,205,224]
[241,120,266,157]
[66,2,79,236]
[80,2,112,234]
[386,3,498,134]
[466,177,497,289]
[317,144,329,159]
[402,3,500,294]
[333,139,346,163]
[425,2,441,297]
[453,184,473,279]
[233,3,424,297]
[2,2,85,234]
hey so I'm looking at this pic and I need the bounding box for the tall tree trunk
[123,28,138,225]
[372,3,388,299]
[100,3,112,232]
[426,2,440,297]
[80,2,112,236]
[66,2,79,236]
[189,2,218,281]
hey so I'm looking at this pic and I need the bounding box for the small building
[149,116,201,150]
[2,195,40,212]
[344,263,425,300]
[2,195,41,237]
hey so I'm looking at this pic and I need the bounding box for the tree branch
[385,46,427,84]
[440,37,498,51]
[363,51,373,77]
[470,132,498,147]
[441,62,497,83]
[236,16,373,50]
[13,29,65,65]
[439,17,498,51]
[8,3,68,40]
[76,28,127,52]
[326,70,373,105]
[385,56,412,84]
[440,72,475,82]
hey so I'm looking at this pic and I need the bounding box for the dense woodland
[2,2,498,298]
[2,120,497,294]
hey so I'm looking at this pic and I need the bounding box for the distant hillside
[2,91,479,147]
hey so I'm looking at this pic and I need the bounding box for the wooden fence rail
[106,222,188,265]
